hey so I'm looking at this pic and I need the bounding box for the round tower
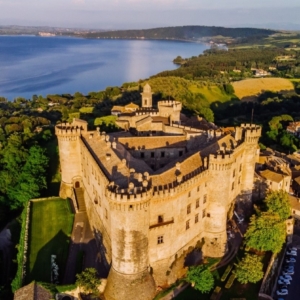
[104,181,156,300]
[240,124,262,196]
[55,119,87,198]
[202,202,227,257]
[141,83,153,108]
[208,151,234,208]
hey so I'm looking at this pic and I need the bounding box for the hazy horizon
[0,0,300,31]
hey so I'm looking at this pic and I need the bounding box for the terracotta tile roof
[125,102,139,109]
[117,136,187,150]
[289,195,300,211]
[260,169,285,183]
[152,151,203,186]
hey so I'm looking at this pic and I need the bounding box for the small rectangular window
[141,152,145,158]
[179,150,183,157]
[105,208,108,219]
[151,152,155,158]
[186,220,190,230]
[233,169,235,177]
[203,194,207,204]
[197,186,200,192]
[188,191,191,197]
[239,164,242,172]
[157,235,164,244]
[187,204,191,214]
[158,215,164,223]
[202,209,206,218]
[161,151,165,158]
[195,214,199,223]
[196,199,199,208]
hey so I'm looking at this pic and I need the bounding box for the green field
[26,198,74,284]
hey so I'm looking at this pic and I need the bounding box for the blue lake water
[0,36,209,100]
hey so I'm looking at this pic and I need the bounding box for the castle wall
[148,175,209,285]
[79,138,112,264]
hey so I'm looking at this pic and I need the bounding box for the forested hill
[76,26,278,43]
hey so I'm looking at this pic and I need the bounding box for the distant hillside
[76,26,278,44]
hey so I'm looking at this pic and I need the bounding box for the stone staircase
[74,188,86,212]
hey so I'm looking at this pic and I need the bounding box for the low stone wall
[258,245,286,299]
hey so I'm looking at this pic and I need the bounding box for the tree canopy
[186,265,214,293]
[76,268,100,295]
[234,254,264,284]
[264,190,291,221]
[0,136,48,210]
[244,211,286,253]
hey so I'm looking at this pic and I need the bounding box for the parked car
[283,266,294,271]
[278,279,291,285]
[276,289,288,296]
[286,250,297,256]
[286,257,296,263]
[280,274,292,281]
[282,270,294,275]
[289,247,297,252]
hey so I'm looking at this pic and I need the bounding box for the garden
[25,198,74,284]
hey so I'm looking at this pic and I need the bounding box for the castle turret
[202,203,227,257]
[104,181,156,300]
[55,119,88,198]
[240,124,262,197]
[205,152,234,257]
[141,83,153,108]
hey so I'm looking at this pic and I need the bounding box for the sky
[1,0,300,30]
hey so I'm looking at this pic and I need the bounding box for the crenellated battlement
[158,100,182,110]
[208,152,234,171]
[55,118,88,137]
[241,123,262,134]
[152,168,209,198]
[106,185,153,203]
[55,125,82,136]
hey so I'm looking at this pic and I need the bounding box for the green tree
[234,254,264,284]
[244,212,286,253]
[186,265,214,293]
[76,268,100,295]
[264,190,291,221]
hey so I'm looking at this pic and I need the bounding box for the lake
[0,36,209,100]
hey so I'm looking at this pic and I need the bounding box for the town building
[55,84,261,300]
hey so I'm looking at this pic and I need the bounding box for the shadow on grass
[26,230,70,284]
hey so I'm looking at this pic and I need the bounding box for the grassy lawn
[26,198,74,284]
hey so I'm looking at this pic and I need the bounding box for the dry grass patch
[232,78,294,100]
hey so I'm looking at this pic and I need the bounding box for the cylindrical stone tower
[240,124,262,196]
[104,183,156,300]
[55,119,87,198]
[202,203,227,257]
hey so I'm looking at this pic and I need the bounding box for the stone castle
[55,84,261,300]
